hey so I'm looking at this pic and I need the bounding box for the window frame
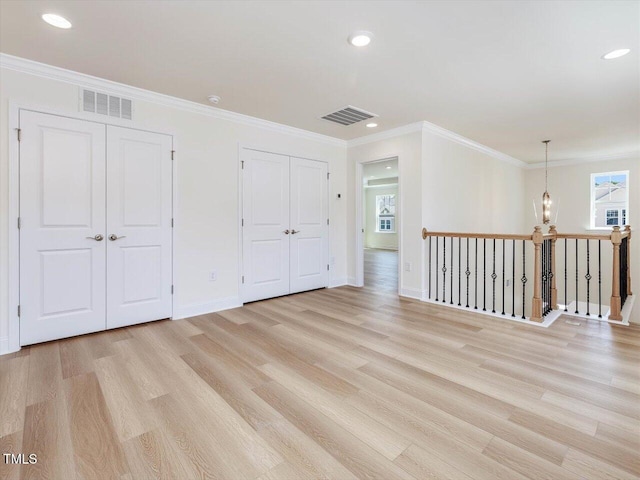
[375,194,396,234]
[590,170,629,230]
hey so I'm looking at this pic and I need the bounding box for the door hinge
[327,172,330,180]
[17,305,21,317]
[17,217,21,229]
[241,160,244,169]
[171,285,174,294]
[171,218,174,228]
[16,128,22,142]
[242,276,245,284]
[241,218,244,227]
[171,150,175,161]
[327,218,329,225]
[327,264,330,271]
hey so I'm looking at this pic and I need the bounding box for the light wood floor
[364,248,398,293]
[1,286,639,479]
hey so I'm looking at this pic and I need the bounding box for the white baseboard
[0,337,8,356]
[172,296,242,320]
[399,287,425,300]
[347,277,359,286]
[329,277,348,288]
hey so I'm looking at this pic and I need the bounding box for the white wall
[364,184,398,250]
[348,131,423,297]
[0,66,348,352]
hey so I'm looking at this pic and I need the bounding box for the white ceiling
[363,158,398,182]
[1,0,638,162]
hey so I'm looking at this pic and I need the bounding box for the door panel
[106,126,172,328]
[19,111,107,345]
[289,157,329,293]
[242,149,290,302]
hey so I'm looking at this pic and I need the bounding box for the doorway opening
[360,158,399,294]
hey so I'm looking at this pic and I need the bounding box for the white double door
[242,149,329,303]
[19,111,172,346]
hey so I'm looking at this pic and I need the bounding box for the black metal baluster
[511,239,515,317]
[428,237,432,300]
[585,239,591,316]
[450,237,454,305]
[474,239,478,309]
[598,240,602,318]
[483,239,486,311]
[491,239,497,313]
[466,238,470,308]
[442,237,447,303]
[540,240,547,317]
[435,237,439,302]
[564,238,568,312]
[521,240,527,319]
[575,238,579,314]
[502,239,506,315]
[458,237,462,306]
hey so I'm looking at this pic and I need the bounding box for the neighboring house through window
[376,194,396,233]
[590,171,629,229]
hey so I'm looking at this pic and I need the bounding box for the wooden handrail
[555,233,612,240]
[421,228,531,241]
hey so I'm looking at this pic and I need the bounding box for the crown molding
[347,119,527,168]
[346,122,425,148]
[525,150,640,169]
[0,53,347,148]
[420,120,527,168]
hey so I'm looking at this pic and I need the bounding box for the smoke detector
[207,95,221,104]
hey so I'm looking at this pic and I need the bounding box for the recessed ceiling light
[366,122,378,128]
[386,166,391,169]
[602,49,630,60]
[207,95,221,104]
[42,13,72,29]
[348,31,373,47]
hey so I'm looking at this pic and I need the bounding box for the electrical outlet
[404,262,412,272]
[209,271,217,282]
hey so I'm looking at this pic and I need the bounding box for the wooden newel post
[531,226,543,322]
[549,225,558,310]
[625,225,632,296]
[610,226,622,321]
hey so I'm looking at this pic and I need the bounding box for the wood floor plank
[20,396,77,480]
[0,430,23,480]
[259,362,411,460]
[256,419,359,480]
[93,354,157,442]
[65,372,129,480]
[0,356,29,438]
[25,342,62,407]
[253,380,417,480]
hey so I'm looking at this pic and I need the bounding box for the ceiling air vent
[321,105,377,126]
[80,89,133,120]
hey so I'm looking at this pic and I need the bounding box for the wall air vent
[321,105,377,126]
[80,89,133,120]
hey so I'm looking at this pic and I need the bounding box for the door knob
[109,234,126,241]
[283,229,290,234]
[291,229,299,235]
[86,234,104,241]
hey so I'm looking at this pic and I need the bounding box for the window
[375,194,396,233]
[590,171,629,229]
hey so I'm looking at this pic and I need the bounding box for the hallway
[364,248,398,293]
